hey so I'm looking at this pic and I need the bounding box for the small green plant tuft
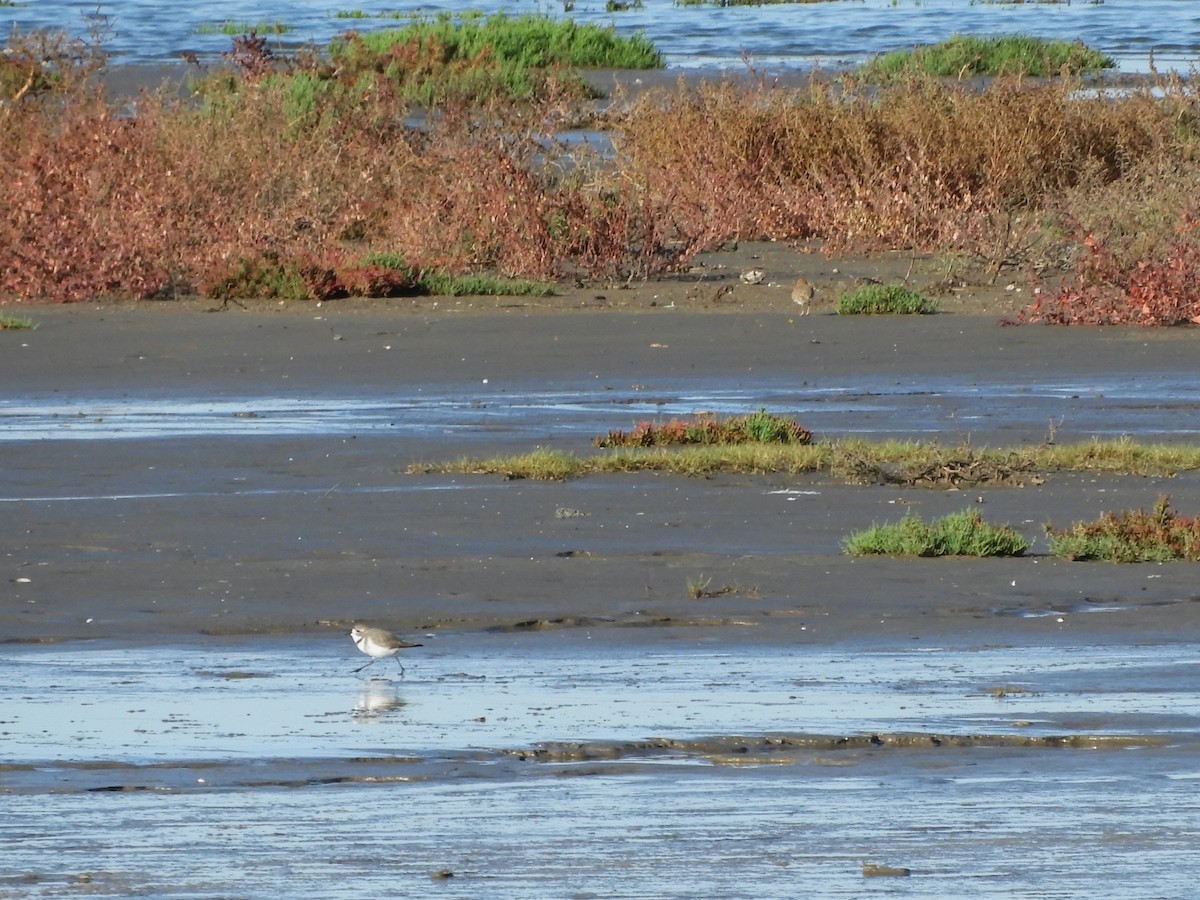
[843,508,1029,557]
[835,283,936,315]
[0,312,37,330]
[1045,495,1200,562]
[685,574,740,598]
[412,447,580,481]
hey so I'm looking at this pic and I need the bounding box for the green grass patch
[0,312,37,330]
[350,252,554,297]
[194,21,292,36]
[416,273,555,297]
[1045,495,1200,562]
[595,409,812,448]
[835,283,936,315]
[861,34,1115,80]
[408,438,1200,482]
[843,508,1029,557]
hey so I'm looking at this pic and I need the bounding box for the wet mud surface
[4,301,1200,896]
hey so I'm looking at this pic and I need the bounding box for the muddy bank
[6,465,1200,645]
[5,301,1200,645]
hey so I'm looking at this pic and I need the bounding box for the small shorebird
[350,623,423,676]
[791,277,814,314]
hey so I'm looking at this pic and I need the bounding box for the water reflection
[352,678,407,723]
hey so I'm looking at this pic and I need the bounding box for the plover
[350,623,424,676]
[791,277,814,314]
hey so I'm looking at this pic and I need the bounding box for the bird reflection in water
[352,679,407,722]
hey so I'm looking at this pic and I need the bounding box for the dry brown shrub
[7,33,1200,309]
[608,79,810,258]
[1016,220,1200,326]
[1012,78,1200,324]
[611,75,1184,271]
[0,59,666,303]
[3,93,186,302]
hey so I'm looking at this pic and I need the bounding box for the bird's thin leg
[395,658,406,677]
[353,658,376,674]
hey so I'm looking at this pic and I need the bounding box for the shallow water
[4,368,1200,444]
[7,633,1199,766]
[9,0,1200,72]
[3,634,1199,897]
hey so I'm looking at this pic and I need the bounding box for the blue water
[6,0,1199,72]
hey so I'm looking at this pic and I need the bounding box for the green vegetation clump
[331,12,664,70]
[0,312,37,330]
[835,283,936,315]
[416,273,554,297]
[862,34,1115,80]
[843,508,1029,557]
[1045,496,1200,562]
[203,255,310,302]
[595,409,812,448]
[319,12,662,106]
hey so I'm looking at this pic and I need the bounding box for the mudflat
[7,284,1200,898]
[4,287,1200,647]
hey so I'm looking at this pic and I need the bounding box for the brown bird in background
[791,277,814,314]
